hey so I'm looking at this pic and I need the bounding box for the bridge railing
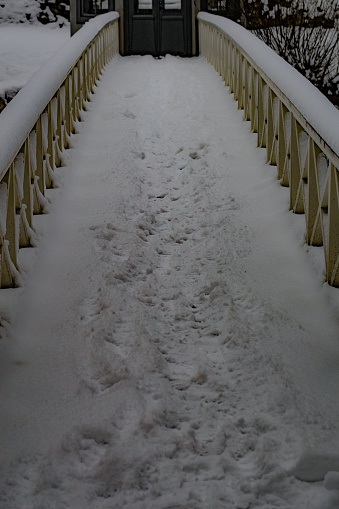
[0,13,119,288]
[198,12,339,287]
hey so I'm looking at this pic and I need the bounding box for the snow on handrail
[0,13,119,288]
[198,12,339,287]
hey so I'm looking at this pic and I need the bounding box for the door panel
[131,16,157,54]
[160,16,185,54]
[125,0,191,56]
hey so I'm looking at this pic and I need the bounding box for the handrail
[0,13,119,288]
[198,12,339,287]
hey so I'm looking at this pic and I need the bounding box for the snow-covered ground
[0,0,69,25]
[0,23,69,106]
[0,52,339,508]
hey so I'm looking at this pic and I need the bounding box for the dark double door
[124,0,192,56]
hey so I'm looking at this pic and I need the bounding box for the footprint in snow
[225,194,241,211]
[124,110,136,119]
[79,296,107,324]
[189,143,209,161]
[133,151,146,160]
[198,142,208,150]
[189,151,200,160]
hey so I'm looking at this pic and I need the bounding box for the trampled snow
[1,52,339,508]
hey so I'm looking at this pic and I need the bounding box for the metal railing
[0,13,119,288]
[198,12,339,287]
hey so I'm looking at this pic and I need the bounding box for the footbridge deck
[1,13,339,508]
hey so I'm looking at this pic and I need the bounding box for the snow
[0,0,71,106]
[0,24,69,100]
[198,12,339,157]
[0,16,339,509]
[0,50,339,508]
[324,471,339,491]
[292,451,339,482]
[0,0,68,26]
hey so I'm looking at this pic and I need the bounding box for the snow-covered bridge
[1,12,339,509]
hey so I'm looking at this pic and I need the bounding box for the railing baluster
[328,163,339,286]
[243,60,251,122]
[250,68,257,133]
[64,75,71,146]
[266,89,275,164]
[35,116,45,205]
[276,101,287,179]
[257,76,265,148]
[289,117,304,213]
[306,138,322,246]
[4,164,18,273]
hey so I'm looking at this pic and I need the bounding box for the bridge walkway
[1,55,339,508]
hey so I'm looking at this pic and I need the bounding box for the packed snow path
[1,55,339,508]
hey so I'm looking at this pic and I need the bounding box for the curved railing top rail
[0,12,119,181]
[197,12,339,164]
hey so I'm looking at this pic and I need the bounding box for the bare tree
[241,0,339,106]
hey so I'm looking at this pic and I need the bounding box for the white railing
[0,13,119,288]
[198,12,339,287]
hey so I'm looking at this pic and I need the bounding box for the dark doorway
[124,0,192,56]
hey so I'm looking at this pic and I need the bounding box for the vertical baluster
[35,115,45,206]
[327,163,339,286]
[306,138,322,246]
[289,117,304,213]
[71,66,78,127]
[266,89,275,164]
[20,138,34,245]
[236,50,241,102]
[64,75,71,147]
[243,60,251,121]
[250,68,257,133]
[229,46,235,94]
[82,52,88,105]
[3,164,18,279]
[46,101,55,186]
[55,90,62,167]
[95,39,100,84]
[276,101,286,179]
[257,76,265,148]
